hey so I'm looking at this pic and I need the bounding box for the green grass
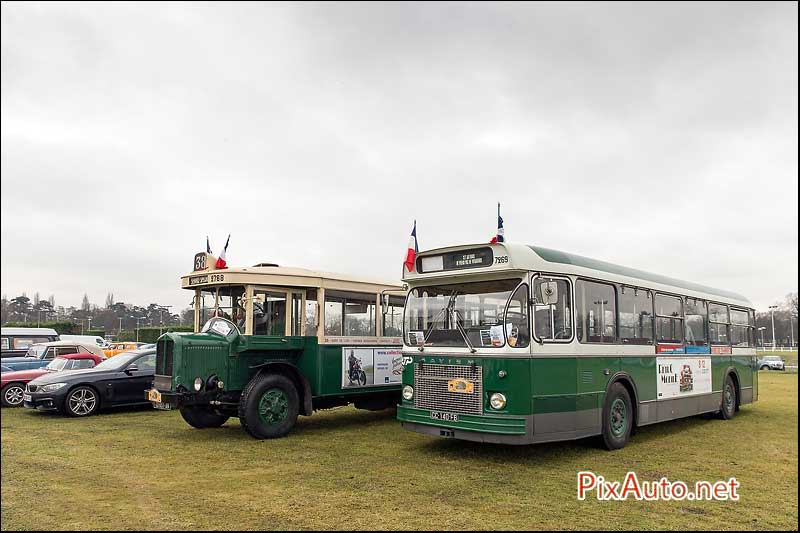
[2,373,797,531]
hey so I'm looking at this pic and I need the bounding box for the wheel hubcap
[258,388,288,425]
[5,386,23,405]
[724,384,734,412]
[610,398,627,437]
[69,389,96,415]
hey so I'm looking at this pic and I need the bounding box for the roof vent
[252,262,280,268]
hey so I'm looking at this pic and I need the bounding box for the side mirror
[538,282,559,306]
[125,364,139,374]
[382,294,390,315]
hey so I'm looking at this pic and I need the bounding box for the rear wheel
[719,374,737,420]
[1,383,25,408]
[238,373,299,439]
[601,383,633,450]
[180,405,229,428]
[65,386,99,417]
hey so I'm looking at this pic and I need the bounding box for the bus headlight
[490,393,507,410]
[193,377,203,392]
[402,385,414,401]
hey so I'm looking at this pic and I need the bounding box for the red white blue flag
[206,236,212,254]
[404,221,418,272]
[490,203,504,243]
[215,234,230,269]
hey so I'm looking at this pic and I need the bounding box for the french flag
[490,203,504,243]
[215,234,230,269]
[404,221,418,272]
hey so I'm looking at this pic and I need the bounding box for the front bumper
[23,391,65,412]
[397,404,529,443]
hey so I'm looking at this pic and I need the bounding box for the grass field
[2,372,797,531]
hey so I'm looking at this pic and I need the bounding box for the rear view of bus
[396,242,757,449]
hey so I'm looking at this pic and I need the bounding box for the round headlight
[490,392,507,410]
[402,385,414,401]
[193,377,203,392]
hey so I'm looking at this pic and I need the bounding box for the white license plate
[152,401,173,411]
[23,394,31,402]
[430,411,458,422]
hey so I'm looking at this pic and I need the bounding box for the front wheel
[180,405,230,428]
[65,386,99,417]
[760,365,770,371]
[1,383,25,408]
[601,382,633,450]
[238,373,299,439]
[718,375,737,420]
[357,370,367,386]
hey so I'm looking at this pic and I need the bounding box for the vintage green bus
[146,252,405,439]
[397,243,757,449]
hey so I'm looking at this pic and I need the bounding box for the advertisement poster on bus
[656,357,712,399]
[341,348,402,388]
[374,349,403,385]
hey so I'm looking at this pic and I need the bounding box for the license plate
[430,411,458,422]
[23,394,31,402]
[148,389,162,403]
[152,401,173,411]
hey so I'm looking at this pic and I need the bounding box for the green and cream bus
[146,252,405,439]
[397,243,757,449]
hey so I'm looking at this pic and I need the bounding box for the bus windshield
[403,279,529,349]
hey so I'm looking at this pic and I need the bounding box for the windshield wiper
[418,291,458,352]
[451,308,477,353]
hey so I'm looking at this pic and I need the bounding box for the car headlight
[193,377,203,392]
[40,383,67,393]
[402,385,414,401]
[490,392,507,410]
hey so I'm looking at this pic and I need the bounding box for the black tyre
[718,374,737,420]
[760,365,770,371]
[1,383,25,408]
[180,405,230,429]
[601,382,633,450]
[238,373,299,439]
[65,386,100,417]
[357,370,367,386]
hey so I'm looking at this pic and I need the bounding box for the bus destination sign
[417,247,494,273]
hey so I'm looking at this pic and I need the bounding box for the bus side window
[709,303,730,345]
[382,296,405,337]
[533,278,573,342]
[575,279,615,344]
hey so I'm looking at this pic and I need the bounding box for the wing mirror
[125,364,139,374]
[538,281,559,306]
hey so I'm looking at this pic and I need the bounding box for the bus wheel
[719,375,737,420]
[238,373,299,439]
[601,383,632,450]
[180,406,229,428]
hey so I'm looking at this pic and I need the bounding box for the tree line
[1,292,193,335]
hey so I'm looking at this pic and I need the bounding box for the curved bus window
[684,298,708,346]
[575,280,616,344]
[506,284,530,348]
[619,287,653,345]
[730,309,750,347]
[532,277,572,342]
[655,294,683,344]
[709,303,730,344]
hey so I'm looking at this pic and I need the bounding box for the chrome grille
[413,363,483,415]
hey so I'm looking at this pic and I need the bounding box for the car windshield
[26,345,47,358]
[403,279,529,349]
[45,357,69,371]
[94,352,140,370]
[764,356,782,361]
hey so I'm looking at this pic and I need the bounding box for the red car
[1,352,105,408]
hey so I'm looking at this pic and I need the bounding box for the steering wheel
[554,328,571,340]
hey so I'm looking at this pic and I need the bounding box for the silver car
[757,355,785,371]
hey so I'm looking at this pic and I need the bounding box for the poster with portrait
[341,348,374,388]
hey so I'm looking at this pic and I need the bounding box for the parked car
[103,342,145,358]
[59,335,109,348]
[1,352,105,408]
[24,348,156,417]
[757,355,785,371]
[1,327,60,357]
[1,341,106,372]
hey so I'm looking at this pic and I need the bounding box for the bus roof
[405,242,752,308]
[182,264,402,293]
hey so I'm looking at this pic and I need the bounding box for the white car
[757,355,785,371]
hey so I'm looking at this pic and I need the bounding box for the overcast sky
[1,2,797,313]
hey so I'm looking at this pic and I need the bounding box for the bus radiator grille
[156,339,174,377]
[413,363,483,415]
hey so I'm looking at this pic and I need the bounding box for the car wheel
[238,373,299,439]
[760,365,770,371]
[1,383,25,408]
[65,386,99,417]
[601,382,633,450]
[718,374,737,420]
[180,405,229,429]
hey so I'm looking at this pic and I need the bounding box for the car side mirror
[537,282,559,306]
[125,365,139,374]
